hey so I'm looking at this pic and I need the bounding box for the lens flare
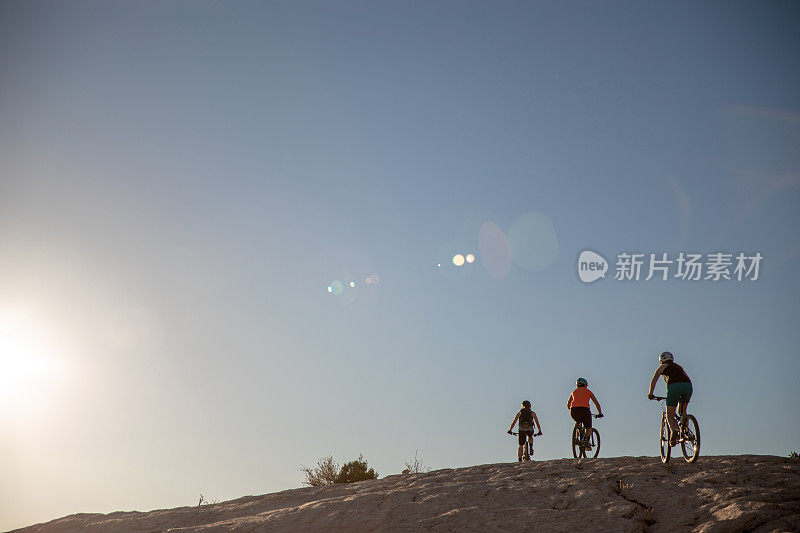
[370,274,380,284]
[436,240,472,281]
[508,212,559,272]
[465,253,475,264]
[478,222,511,279]
[349,281,355,288]
[328,280,344,295]
[365,277,372,285]
[453,254,465,266]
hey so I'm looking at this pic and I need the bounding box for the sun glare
[0,318,60,402]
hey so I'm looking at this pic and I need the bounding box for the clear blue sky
[1,1,799,530]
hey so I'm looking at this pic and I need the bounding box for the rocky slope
[13,455,800,532]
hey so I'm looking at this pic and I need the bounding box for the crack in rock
[613,477,656,529]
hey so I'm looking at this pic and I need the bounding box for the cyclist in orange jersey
[567,378,603,447]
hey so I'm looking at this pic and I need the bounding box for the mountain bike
[651,396,700,463]
[509,430,541,461]
[572,414,603,458]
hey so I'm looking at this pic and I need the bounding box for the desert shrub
[300,455,340,486]
[197,494,218,506]
[334,454,378,483]
[404,450,431,473]
[789,451,799,460]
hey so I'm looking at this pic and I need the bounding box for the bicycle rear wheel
[572,424,584,458]
[680,415,700,463]
[589,428,601,458]
[659,414,671,463]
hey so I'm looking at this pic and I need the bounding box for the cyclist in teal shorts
[647,351,693,446]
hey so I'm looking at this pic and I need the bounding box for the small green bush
[300,454,378,486]
[334,454,378,483]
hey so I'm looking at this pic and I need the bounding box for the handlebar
[508,431,542,436]
[650,396,666,401]
[593,414,604,418]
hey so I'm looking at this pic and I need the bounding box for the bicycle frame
[572,414,602,459]
[651,396,700,463]
[510,430,539,461]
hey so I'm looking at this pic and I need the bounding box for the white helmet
[659,351,674,363]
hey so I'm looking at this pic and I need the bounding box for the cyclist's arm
[567,394,573,409]
[532,412,542,433]
[508,413,519,432]
[648,364,667,396]
[590,393,602,415]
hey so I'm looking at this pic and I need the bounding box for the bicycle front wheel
[572,425,584,458]
[680,415,700,463]
[659,414,671,463]
[589,428,601,458]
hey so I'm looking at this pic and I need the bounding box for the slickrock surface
[13,455,800,532]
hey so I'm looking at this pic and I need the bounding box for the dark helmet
[659,351,674,363]
[576,377,588,387]
[522,400,531,408]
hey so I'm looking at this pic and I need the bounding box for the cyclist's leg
[665,384,681,444]
[571,407,592,443]
[669,383,692,437]
[677,384,693,435]
[527,433,534,456]
[680,384,692,418]
[581,410,593,444]
[677,401,687,424]
[517,432,525,461]
[675,401,689,442]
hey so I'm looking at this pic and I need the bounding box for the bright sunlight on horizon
[0,313,63,404]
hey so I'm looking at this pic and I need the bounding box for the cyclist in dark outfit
[508,400,542,461]
[648,351,693,446]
